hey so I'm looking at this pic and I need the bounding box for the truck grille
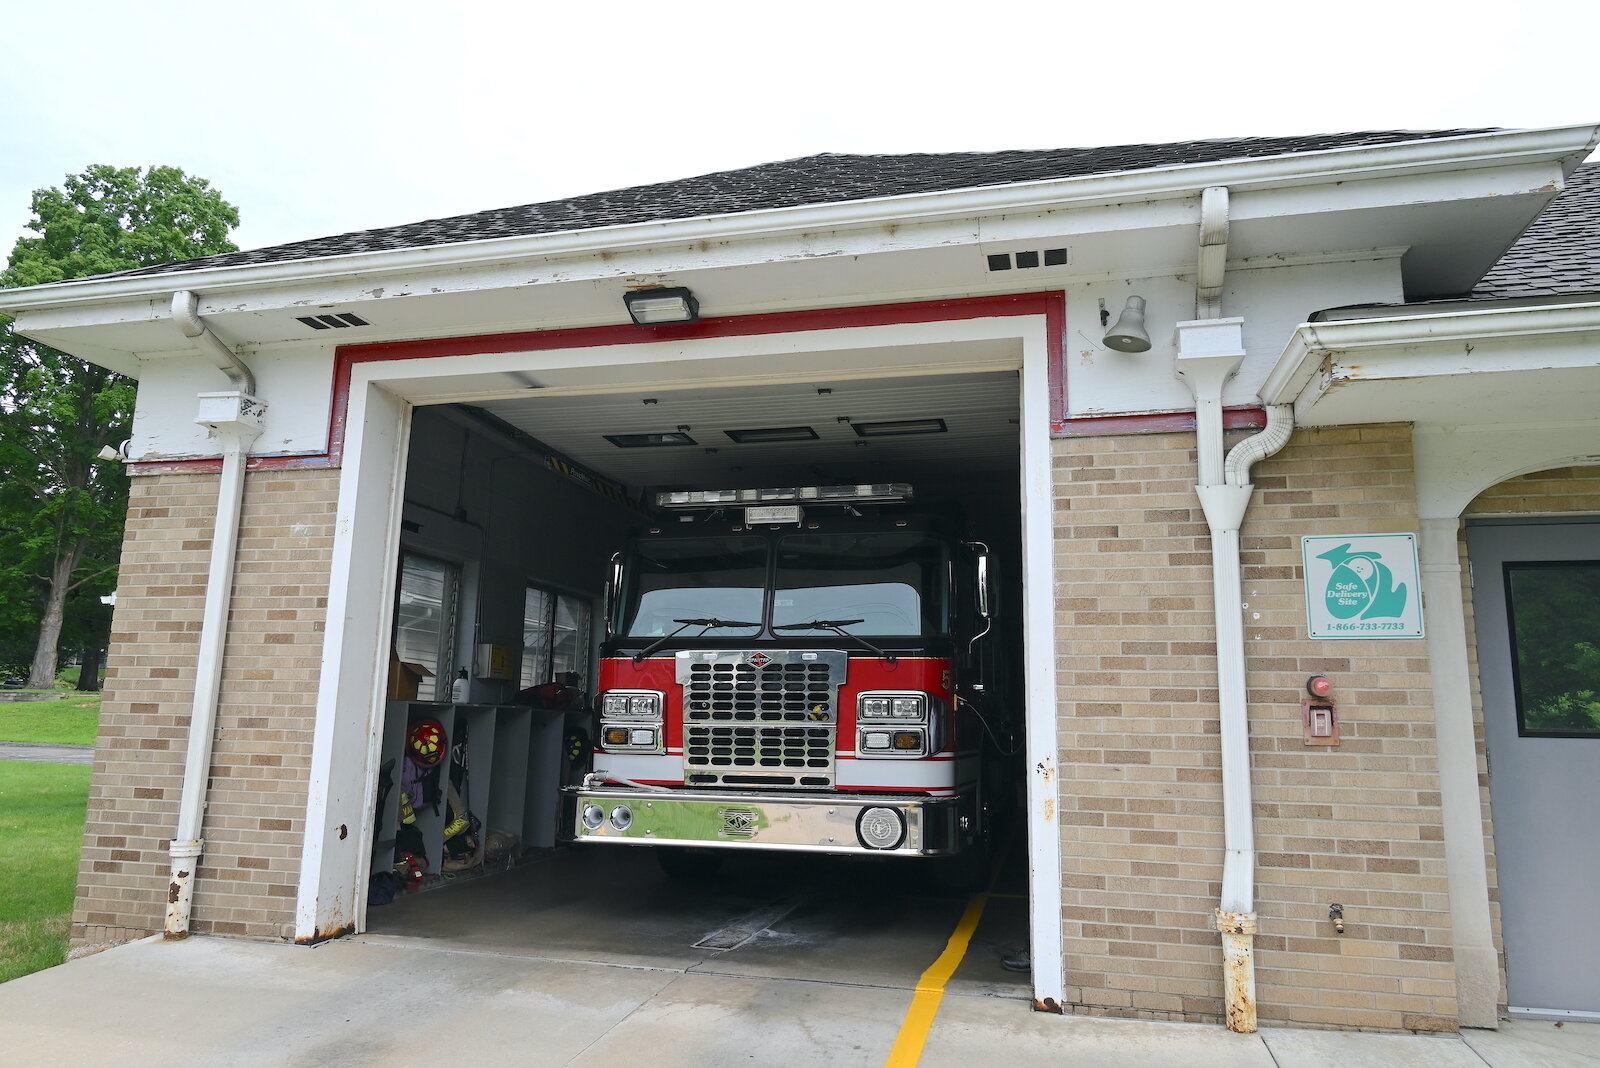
[676,650,846,788]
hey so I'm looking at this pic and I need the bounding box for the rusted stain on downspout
[1216,910,1259,1032]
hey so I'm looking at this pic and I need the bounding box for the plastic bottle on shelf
[451,668,469,702]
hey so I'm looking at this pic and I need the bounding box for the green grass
[0,761,91,983]
[0,694,100,746]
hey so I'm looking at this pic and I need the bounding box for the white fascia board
[1263,299,1600,405]
[0,124,1594,319]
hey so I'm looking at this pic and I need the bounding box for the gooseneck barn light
[1103,295,1152,352]
[623,286,700,325]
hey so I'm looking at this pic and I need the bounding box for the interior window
[394,553,459,701]
[1505,561,1600,736]
[522,585,593,687]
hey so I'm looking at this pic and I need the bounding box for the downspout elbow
[1224,403,1294,487]
[172,290,257,396]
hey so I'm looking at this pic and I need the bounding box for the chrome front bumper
[567,785,963,857]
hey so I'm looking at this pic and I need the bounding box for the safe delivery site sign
[1301,533,1424,639]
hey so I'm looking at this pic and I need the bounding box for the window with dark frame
[522,584,593,689]
[1503,560,1600,737]
[393,553,460,702]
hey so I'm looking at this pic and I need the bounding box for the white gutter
[0,126,1593,314]
[163,300,265,938]
[1264,299,1600,406]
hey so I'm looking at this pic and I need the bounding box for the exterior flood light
[1103,295,1152,352]
[623,286,699,325]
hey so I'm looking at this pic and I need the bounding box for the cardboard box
[387,653,435,700]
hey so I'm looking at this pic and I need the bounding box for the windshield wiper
[772,618,897,663]
[632,617,760,662]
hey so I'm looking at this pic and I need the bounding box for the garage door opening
[359,367,1031,988]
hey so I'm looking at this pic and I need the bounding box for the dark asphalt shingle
[88,129,1495,282]
[1470,162,1600,300]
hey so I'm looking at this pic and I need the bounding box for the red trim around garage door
[127,292,1260,475]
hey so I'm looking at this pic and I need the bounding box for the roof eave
[2,124,1596,316]
[1263,297,1600,407]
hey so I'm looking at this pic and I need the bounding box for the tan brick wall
[1052,425,1457,1031]
[1464,465,1600,518]
[74,468,337,944]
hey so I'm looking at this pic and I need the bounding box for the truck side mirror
[974,548,992,619]
[604,552,621,638]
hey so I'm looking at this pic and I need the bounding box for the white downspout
[164,297,265,938]
[1174,185,1293,1033]
[172,291,257,395]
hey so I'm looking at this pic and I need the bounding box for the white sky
[3,0,1598,256]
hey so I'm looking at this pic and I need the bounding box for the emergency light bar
[656,484,914,510]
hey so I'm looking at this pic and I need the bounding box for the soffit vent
[296,313,371,330]
[985,248,1069,272]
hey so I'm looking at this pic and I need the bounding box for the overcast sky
[4,0,1598,257]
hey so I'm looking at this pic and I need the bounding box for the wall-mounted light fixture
[1102,295,1152,352]
[623,286,699,326]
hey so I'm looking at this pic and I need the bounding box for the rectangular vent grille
[986,248,1068,271]
[296,313,370,330]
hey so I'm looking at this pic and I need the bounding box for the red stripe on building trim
[131,293,1069,475]
[1054,406,1268,437]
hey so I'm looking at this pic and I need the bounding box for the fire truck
[569,483,1016,877]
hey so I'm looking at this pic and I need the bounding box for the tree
[1,165,240,689]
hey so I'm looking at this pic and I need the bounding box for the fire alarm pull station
[1303,675,1339,745]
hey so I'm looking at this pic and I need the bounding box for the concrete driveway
[1,934,1592,1067]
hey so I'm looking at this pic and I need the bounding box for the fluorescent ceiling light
[603,431,697,448]
[850,418,948,437]
[724,426,819,444]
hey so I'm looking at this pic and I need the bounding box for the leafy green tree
[1,165,240,689]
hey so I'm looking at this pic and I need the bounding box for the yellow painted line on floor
[885,841,1014,1067]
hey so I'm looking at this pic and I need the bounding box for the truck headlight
[601,690,663,719]
[858,691,928,722]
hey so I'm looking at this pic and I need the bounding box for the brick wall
[74,468,337,945]
[1052,425,1458,1031]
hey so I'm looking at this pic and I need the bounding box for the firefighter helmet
[407,718,446,767]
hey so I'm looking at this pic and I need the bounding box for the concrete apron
[1,936,1592,1068]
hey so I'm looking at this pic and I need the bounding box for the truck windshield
[617,536,766,637]
[773,533,948,636]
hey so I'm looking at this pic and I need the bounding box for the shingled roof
[102,129,1495,281]
[1471,161,1600,299]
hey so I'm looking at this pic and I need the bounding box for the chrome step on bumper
[568,785,963,857]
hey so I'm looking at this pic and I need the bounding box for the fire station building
[2,125,1597,1033]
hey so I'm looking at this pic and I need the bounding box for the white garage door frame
[295,302,1066,1005]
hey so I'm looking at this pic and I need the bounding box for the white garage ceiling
[467,369,1021,492]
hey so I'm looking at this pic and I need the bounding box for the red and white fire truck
[570,483,1016,875]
